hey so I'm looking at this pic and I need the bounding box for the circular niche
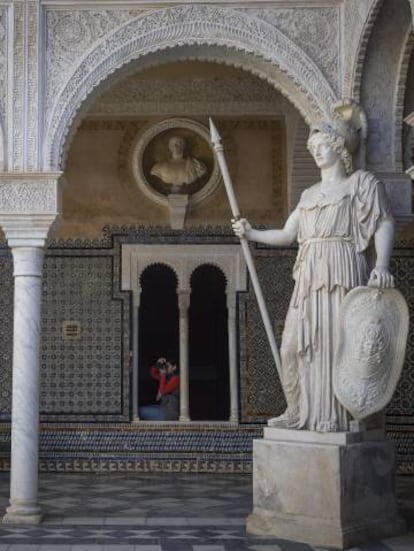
[131,118,221,207]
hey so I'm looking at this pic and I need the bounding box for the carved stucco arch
[348,0,383,101]
[121,244,246,296]
[43,5,338,171]
[0,112,5,171]
[361,0,413,171]
[140,260,229,292]
[139,262,179,290]
[189,262,228,289]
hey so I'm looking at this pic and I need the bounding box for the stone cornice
[41,1,344,7]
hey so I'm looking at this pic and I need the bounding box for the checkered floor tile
[0,473,412,550]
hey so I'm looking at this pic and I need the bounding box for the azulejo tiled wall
[0,250,12,419]
[0,227,414,473]
[40,254,128,420]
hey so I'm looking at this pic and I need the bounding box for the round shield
[333,286,409,420]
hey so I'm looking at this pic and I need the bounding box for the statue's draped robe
[281,170,392,431]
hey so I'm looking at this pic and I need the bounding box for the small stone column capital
[11,247,44,278]
[0,172,62,248]
[226,292,237,314]
[133,287,142,308]
[178,289,190,312]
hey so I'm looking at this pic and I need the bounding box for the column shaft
[132,291,140,421]
[3,247,44,524]
[227,293,239,423]
[178,291,190,422]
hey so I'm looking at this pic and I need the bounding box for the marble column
[3,246,45,524]
[227,292,239,423]
[132,289,141,422]
[0,173,61,525]
[178,290,190,422]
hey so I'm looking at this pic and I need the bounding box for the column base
[3,503,43,525]
[247,428,405,549]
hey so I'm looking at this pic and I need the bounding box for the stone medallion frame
[131,118,220,209]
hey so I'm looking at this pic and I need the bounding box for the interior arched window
[138,264,178,409]
[189,264,229,420]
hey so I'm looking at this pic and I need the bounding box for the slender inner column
[132,289,141,422]
[227,292,239,423]
[178,290,190,422]
[3,247,45,524]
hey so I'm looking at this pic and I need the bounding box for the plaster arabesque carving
[245,7,340,95]
[93,76,282,114]
[342,0,382,100]
[45,9,140,117]
[43,5,338,170]
[0,181,59,214]
[0,9,6,133]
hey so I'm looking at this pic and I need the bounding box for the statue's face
[309,133,340,169]
[168,136,185,157]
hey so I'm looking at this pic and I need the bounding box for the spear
[209,118,283,379]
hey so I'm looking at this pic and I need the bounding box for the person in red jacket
[139,357,180,420]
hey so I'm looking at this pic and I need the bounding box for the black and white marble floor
[0,473,412,550]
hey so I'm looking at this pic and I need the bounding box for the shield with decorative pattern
[334,286,409,420]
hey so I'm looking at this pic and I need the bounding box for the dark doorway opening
[189,265,229,420]
[138,264,178,407]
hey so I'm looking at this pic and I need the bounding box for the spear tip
[209,117,221,146]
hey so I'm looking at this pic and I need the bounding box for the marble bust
[150,135,207,189]
[233,106,397,432]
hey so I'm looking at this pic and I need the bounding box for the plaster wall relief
[244,7,340,96]
[0,7,7,170]
[342,0,381,99]
[11,1,23,171]
[26,1,41,172]
[361,0,413,172]
[90,72,295,118]
[45,8,141,119]
[43,5,338,170]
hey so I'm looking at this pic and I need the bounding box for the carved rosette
[334,286,409,420]
[43,5,338,170]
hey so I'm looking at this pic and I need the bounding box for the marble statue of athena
[233,106,395,432]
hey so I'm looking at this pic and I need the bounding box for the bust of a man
[150,135,207,188]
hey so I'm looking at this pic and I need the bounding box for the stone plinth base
[3,503,42,525]
[247,428,405,549]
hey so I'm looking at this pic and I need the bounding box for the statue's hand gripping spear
[209,118,283,380]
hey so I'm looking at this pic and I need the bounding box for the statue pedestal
[247,427,405,549]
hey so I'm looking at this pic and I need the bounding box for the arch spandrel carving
[43,5,338,170]
[121,244,247,297]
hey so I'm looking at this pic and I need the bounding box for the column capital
[178,289,190,311]
[133,287,142,308]
[0,172,62,247]
[226,291,237,311]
